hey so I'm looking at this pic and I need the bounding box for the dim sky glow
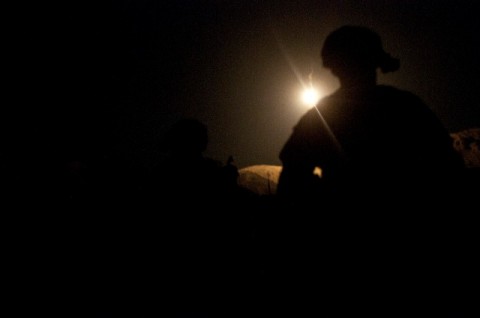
[40,1,479,170]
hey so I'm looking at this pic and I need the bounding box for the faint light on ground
[313,166,322,177]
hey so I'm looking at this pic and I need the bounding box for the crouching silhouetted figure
[144,118,257,316]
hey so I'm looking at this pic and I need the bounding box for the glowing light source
[301,87,320,107]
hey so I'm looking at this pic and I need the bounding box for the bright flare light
[301,87,320,107]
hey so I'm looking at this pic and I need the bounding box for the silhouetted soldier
[146,118,255,316]
[273,25,467,317]
[278,25,464,208]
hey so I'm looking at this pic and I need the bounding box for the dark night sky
[11,0,480,170]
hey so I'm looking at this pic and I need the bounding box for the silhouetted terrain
[6,130,479,317]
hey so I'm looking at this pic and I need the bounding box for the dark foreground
[7,183,478,318]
